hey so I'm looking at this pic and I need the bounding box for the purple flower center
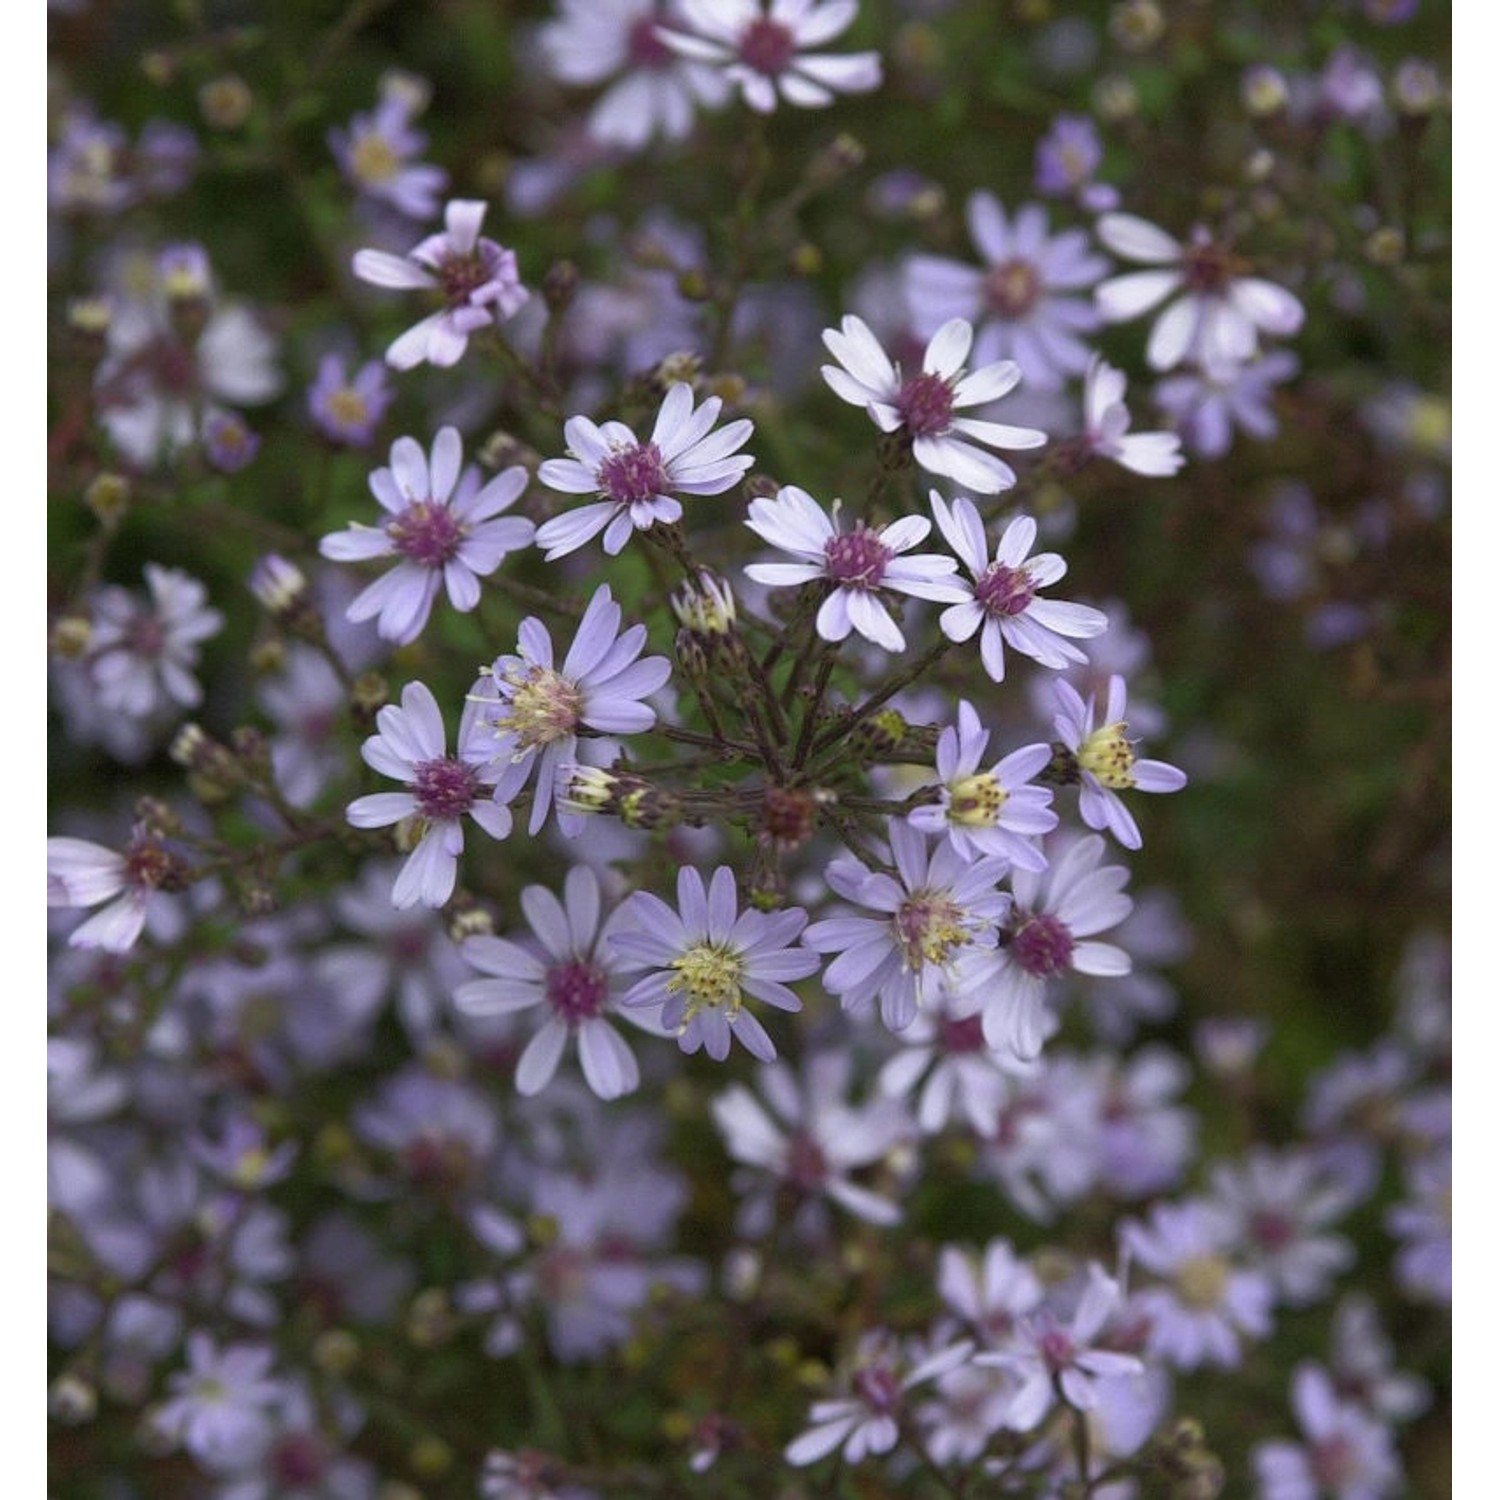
[271,1433,328,1487]
[738,18,796,75]
[894,891,970,969]
[974,561,1037,618]
[852,1364,902,1414]
[1312,1437,1360,1490]
[545,958,609,1024]
[824,526,892,590]
[597,441,669,505]
[1250,1209,1296,1251]
[388,499,465,568]
[985,258,1044,318]
[628,14,672,67]
[895,371,956,437]
[126,614,168,658]
[438,244,499,306]
[124,836,175,891]
[939,1013,987,1054]
[1181,237,1239,295]
[1008,912,1075,978]
[411,756,480,821]
[1038,1325,1077,1371]
[785,1131,828,1192]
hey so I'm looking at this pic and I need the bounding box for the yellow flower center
[948,771,1007,828]
[1078,721,1138,788]
[894,892,970,970]
[495,666,583,752]
[351,133,399,185]
[1174,1253,1230,1310]
[667,942,745,1023]
[326,387,370,427]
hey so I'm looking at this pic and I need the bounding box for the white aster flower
[661,0,882,115]
[536,382,754,558]
[821,314,1047,493]
[744,485,965,652]
[1094,212,1304,372]
[931,492,1107,681]
[1080,356,1185,476]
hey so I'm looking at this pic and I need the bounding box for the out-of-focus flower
[1254,1363,1404,1500]
[1095,213,1304,371]
[660,0,882,115]
[47,827,183,954]
[822,315,1046,492]
[319,428,534,646]
[535,382,753,558]
[329,97,447,219]
[151,1334,283,1474]
[1155,348,1299,459]
[1080,356,1184,475]
[353,199,529,369]
[307,354,395,447]
[906,196,1109,390]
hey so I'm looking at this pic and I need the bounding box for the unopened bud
[655,351,702,390]
[50,1373,97,1424]
[199,74,253,130]
[351,672,389,719]
[409,1436,452,1478]
[67,295,114,340]
[84,472,131,525]
[542,259,580,313]
[312,1329,360,1375]
[1392,58,1444,116]
[1109,0,1165,50]
[1093,74,1139,121]
[1242,64,1290,116]
[406,1288,455,1348]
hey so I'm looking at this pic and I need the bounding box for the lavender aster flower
[1124,1199,1275,1370]
[744,486,965,653]
[1155,348,1299,459]
[905,195,1109,390]
[201,409,260,473]
[1095,212,1304,372]
[1254,1363,1404,1500]
[306,353,395,447]
[821,314,1047,493]
[804,819,1012,1033]
[936,1238,1044,1346]
[456,865,645,1100]
[538,0,731,150]
[1052,673,1187,850]
[610,865,817,1062]
[931,492,1107,681]
[980,834,1133,1060]
[47,827,182,953]
[152,1334,283,1473]
[974,1263,1142,1429]
[1080,356,1185,475]
[1386,1144,1451,1304]
[907,699,1056,869]
[535,382,754,559]
[346,680,517,909]
[329,97,447,220]
[785,1331,972,1466]
[319,427,534,646]
[466,583,672,835]
[660,0,882,116]
[352,198,529,369]
[1034,114,1114,207]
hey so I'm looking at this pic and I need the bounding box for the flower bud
[199,74,253,130]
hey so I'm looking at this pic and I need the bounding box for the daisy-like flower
[973,1263,1142,1430]
[931,492,1107,681]
[346,680,518,909]
[319,427,535,647]
[87,564,224,718]
[905,195,1110,391]
[352,198,529,370]
[660,0,882,116]
[820,315,1047,493]
[804,819,1012,1034]
[1255,1363,1404,1500]
[1052,673,1187,850]
[1080,356,1185,476]
[329,97,448,220]
[535,382,754,559]
[47,825,184,954]
[1123,1199,1275,1370]
[1155,348,1300,459]
[744,486,965,653]
[785,1331,972,1467]
[306,353,395,447]
[610,865,818,1062]
[1094,212,1304,372]
[978,834,1133,1061]
[465,583,672,835]
[151,1334,283,1474]
[537,0,731,151]
[455,865,647,1100]
[907,699,1056,869]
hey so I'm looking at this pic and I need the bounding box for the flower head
[660,0,882,115]
[610,865,817,1062]
[466,583,672,835]
[346,680,517,908]
[47,825,184,953]
[535,382,753,558]
[931,493,1107,682]
[319,427,534,646]
[821,315,1046,492]
[745,486,965,652]
[456,865,646,1100]
[1052,674,1187,850]
[1080,356,1184,476]
[352,198,529,369]
[329,96,447,220]
[306,353,395,447]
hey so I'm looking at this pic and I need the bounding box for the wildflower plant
[47,3,1451,1499]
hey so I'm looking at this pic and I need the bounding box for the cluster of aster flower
[48,1,1449,1496]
